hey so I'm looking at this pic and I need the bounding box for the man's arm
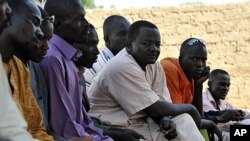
[40,56,93,139]
[204,110,245,123]
[200,119,223,141]
[193,66,210,115]
[144,100,201,128]
[192,81,204,116]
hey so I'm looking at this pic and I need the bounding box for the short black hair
[208,69,229,83]
[179,37,206,58]
[127,20,158,41]
[37,5,49,19]
[7,0,28,13]
[44,0,83,21]
[103,15,129,37]
[210,69,229,78]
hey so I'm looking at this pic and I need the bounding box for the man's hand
[231,109,245,121]
[159,116,177,140]
[218,110,245,123]
[195,66,210,84]
[217,110,238,123]
[105,128,145,141]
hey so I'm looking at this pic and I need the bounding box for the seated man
[160,38,222,140]
[203,69,250,132]
[88,20,205,141]
[84,15,130,91]
[0,1,32,140]
[75,24,145,141]
[160,38,209,113]
[0,0,53,140]
[0,3,34,138]
[40,0,113,140]
[27,6,54,132]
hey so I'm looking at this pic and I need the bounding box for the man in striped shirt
[84,15,130,91]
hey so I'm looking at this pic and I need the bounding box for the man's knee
[175,113,193,121]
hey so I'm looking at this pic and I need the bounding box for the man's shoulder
[105,50,137,73]
[10,56,28,73]
[160,57,179,68]
[160,57,182,75]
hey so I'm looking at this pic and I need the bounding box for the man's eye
[143,42,150,46]
[155,42,161,47]
[117,31,127,36]
[79,16,84,21]
[33,18,41,26]
[192,58,198,62]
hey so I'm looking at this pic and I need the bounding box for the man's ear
[53,19,62,31]
[126,41,132,54]
[178,56,183,64]
[208,80,212,87]
[104,35,110,46]
[178,56,182,61]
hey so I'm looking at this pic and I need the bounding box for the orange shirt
[160,57,194,104]
[4,56,54,141]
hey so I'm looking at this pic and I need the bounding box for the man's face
[29,20,54,62]
[74,28,99,68]
[107,20,130,55]
[9,1,44,57]
[180,45,207,80]
[0,0,11,33]
[209,74,230,100]
[129,27,160,68]
[58,1,89,44]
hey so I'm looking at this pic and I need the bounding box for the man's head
[74,24,99,68]
[126,20,160,70]
[208,69,230,100]
[44,0,89,44]
[27,6,54,62]
[103,15,130,56]
[179,38,208,80]
[6,0,44,58]
[0,0,11,34]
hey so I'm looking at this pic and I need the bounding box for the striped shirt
[84,46,114,91]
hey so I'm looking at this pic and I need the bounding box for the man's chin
[0,19,11,33]
[147,59,157,64]
[192,74,203,80]
[30,55,45,63]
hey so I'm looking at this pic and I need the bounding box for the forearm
[203,112,220,123]
[192,82,203,116]
[144,100,201,128]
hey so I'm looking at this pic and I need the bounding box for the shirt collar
[50,34,79,61]
[103,46,114,59]
[205,88,220,106]
[205,89,215,102]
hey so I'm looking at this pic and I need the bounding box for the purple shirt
[39,34,113,141]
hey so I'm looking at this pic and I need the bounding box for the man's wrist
[216,116,223,123]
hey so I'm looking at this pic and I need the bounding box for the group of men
[0,0,249,141]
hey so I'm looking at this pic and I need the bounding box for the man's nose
[6,3,12,16]
[195,59,203,67]
[94,47,100,55]
[36,28,44,40]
